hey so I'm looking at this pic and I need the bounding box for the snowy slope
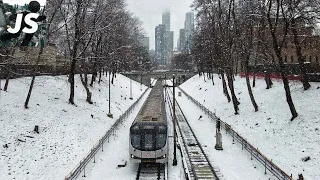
[0,74,147,180]
[179,74,320,180]
[173,89,277,180]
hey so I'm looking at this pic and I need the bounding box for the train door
[141,129,156,160]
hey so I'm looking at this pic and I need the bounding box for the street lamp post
[173,74,177,166]
[164,74,166,102]
[107,68,113,118]
[105,45,132,118]
[140,73,142,91]
[129,77,133,100]
[138,56,143,91]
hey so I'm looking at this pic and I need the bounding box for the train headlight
[131,154,134,158]
[163,154,166,158]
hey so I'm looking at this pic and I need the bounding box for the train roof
[133,80,166,124]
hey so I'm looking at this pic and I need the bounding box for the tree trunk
[281,70,298,121]
[244,58,258,112]
[234,59,238,75]
[80,73,93,104]
[24,71,37,109]
[269,73,273,86]
[264,70,272,89]
[212,74,215,85]
[291,18,310,90]
[98,69,102,84]
[252,59,257,87]
[84,72,88,85]
[24,38,45,108]
[220,70,231,102]
[267,0,298,121]
[111,69,115,84]
[226,67,239,114]
[4,65,10,91]
[90,62,97,87]
[268,17,298,121]
[69,0,82,105]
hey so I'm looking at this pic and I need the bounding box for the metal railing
[64,86,151,180]
[176,87,293,180]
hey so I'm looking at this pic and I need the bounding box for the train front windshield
[130,123,167,151]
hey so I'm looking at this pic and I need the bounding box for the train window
[131,134,141,149]
[156,134,166,148]
[158,126,167,133]
[132,125,139,130]
[144,134,153,150]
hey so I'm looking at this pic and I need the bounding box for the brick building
[247,18,320,67]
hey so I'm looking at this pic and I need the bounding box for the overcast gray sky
[3,0,46,6]
[125,0,194,50]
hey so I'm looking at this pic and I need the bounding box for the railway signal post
[173,74,177,166]
[215,119,223,150]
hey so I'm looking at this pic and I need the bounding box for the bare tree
[286,0,320,90]
[267,0,298,120]
[236,1,259,112]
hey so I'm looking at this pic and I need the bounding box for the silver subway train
[129,80,168,164]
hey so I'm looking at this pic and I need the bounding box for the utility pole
[173,74,177,166]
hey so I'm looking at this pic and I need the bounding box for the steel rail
[176,86,293,180]
[136,163,165,180]
[166,87,221,180]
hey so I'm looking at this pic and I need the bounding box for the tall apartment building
[184,12,195,52]
[178,29,186,52]
[165,31,174,64]
[155,24,166,65]
[155,10,174,66]
[162,10,170,31]
[138,36,150,51]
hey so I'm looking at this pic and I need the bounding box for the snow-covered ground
[75,78,277,180]
[0,74,147,180]
[1,73,319,180]
[172,87,277,180]
[179,74,320,180]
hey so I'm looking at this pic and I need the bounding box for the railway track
[166,87,224,180]
[136,163,166,180]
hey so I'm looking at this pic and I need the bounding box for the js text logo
[7,13,40,34]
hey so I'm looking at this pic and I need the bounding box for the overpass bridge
[121,70,196,87]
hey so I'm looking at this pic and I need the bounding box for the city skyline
[125,0,194,50]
